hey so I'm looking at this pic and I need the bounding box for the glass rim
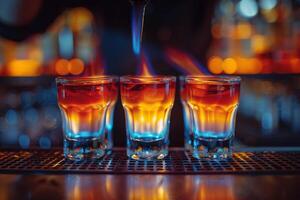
[56,75,119,84]
[181,75,241,83]
[120,75,176,83]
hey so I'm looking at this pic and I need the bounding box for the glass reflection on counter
[64,175,235,200]
[65,176,95,200]
[67,175,171,200]
[183,176,235,200]
[126,175,169,200]
[0,174,296,200]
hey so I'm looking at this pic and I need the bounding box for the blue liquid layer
[131,132,165,141]
[194,131,232,139]
[66,131,103,139]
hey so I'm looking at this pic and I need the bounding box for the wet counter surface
[0,174,299,200]
[0,148,300,199]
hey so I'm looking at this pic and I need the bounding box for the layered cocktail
[121,75,176,160]
[184,76,240,159]
[56,76,118,160]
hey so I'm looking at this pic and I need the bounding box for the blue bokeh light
[238,0,258,18]
[18,134,30,149]
[5,109,18,125]
[39,136,52,149]
[259,0,277,10]
[58,27,74,59]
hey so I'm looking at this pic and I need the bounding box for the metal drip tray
[0,149,299,174]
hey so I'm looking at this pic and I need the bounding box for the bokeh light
[259,0,277,10]
[236,22,252,39]
[55,58,85,75]
[18,134,30,149]
[7,60,41,76]
[236,57,263,74]
[222,58,237,74]
[208,56,223,74]
[69,7,94,32]
[69,58,85,75]
[55,59,69,75]
[238,0,258,18]
[262,9,278,23]
[5,109,19,125]
[251,35,268,54]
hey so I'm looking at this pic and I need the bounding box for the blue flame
[131,2,146,56]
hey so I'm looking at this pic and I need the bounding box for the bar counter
[0,148,300,199]
[0,174,299,199]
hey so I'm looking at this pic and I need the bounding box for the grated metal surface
[0,149,300,174]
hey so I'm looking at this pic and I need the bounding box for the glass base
[127,138,168,160]
[64,137,105,161]
[193,137,232,160]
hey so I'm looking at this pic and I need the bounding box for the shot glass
[121,75,176,160]
[184,76,240,159]
[179,76,193,152]
[56,76,118,160]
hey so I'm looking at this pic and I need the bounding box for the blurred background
[0,0,300,149]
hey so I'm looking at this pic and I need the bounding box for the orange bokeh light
[55,58,85,75]
[207,56,265,75]
[251,58,263,74]
[208,56,223,74]
[69,58,84,75]
[236,57,262,74]
[69,7,94,32]
[55,59,69,75]
[235,22,252,39]
[7,59,41,77]
[251,35,268,54]
[262,9,278,23]
[222,58,237,74]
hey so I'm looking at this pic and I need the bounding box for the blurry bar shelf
[0,148,300,175]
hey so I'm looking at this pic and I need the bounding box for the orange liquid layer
[57,82,118,138]
[121,81,175,138]
[186,81,240,138]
